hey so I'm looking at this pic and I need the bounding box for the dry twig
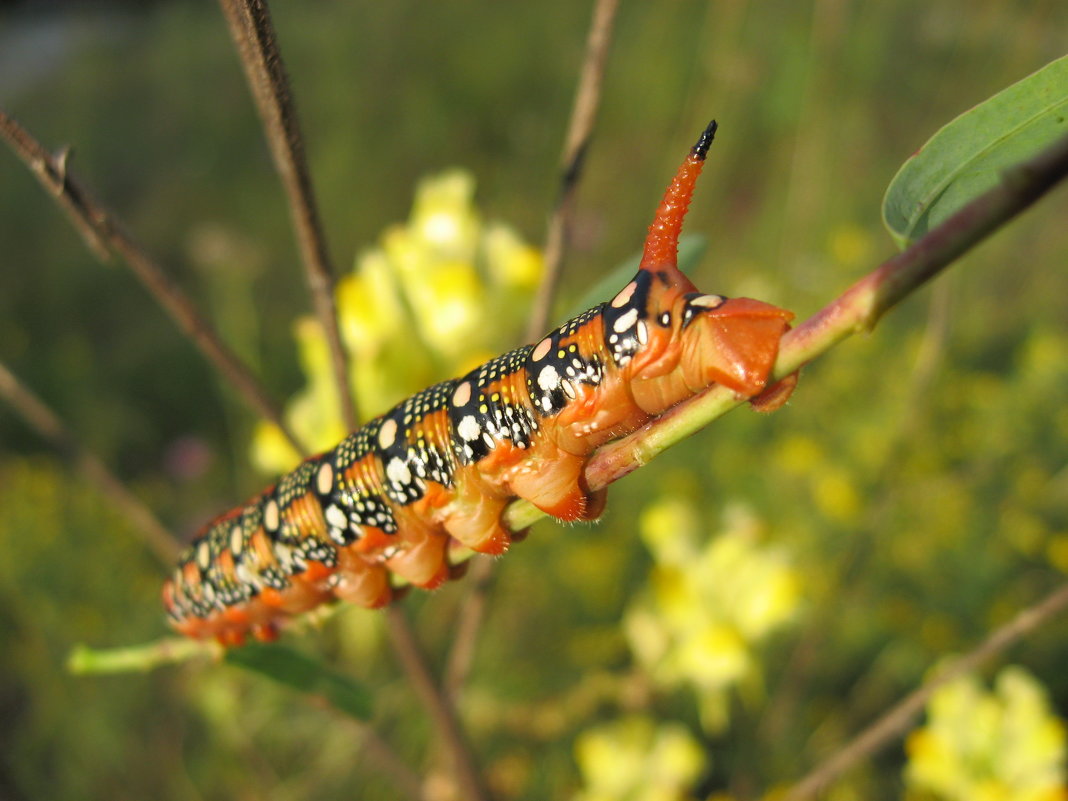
[0,109,305,455]
[781,580,1068,801]
[216,0,357,430]
[446,0,621,703]
[0,359,179,565]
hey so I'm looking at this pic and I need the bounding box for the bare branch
[0,359,180,565]
[384,605,494,801]
[216,0,358,430]
[447,0,621,707]
[349,719,429,801]
[0,109,306,455]
[525,0,621,342]
[781,580,1068,801]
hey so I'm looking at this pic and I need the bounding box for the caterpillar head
[602,120,794,411]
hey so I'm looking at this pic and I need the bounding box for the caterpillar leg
[508,449,604,522]
[332,550,393,607]
[383,523,450,589]
[441,478,513,555]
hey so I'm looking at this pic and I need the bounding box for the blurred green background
[1,1,1067,799]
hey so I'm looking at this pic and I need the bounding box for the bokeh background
[1,1,1067,799]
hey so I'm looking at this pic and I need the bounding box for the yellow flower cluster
[251,170,542,474]
[573,715,707,801]
[624,498,800,732]
[905,666,1067,801]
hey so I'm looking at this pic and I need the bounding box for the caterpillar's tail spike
[638,119,718,273]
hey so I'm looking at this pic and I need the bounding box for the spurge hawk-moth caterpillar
[162,121,798,646]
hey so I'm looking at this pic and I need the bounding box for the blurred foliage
[905,667,1067,801]
[1,2,1067,801]
[250,169,542,474]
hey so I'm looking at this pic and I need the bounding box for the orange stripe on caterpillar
[162,121,797,645]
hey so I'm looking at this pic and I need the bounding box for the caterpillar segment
[163,120,797,644]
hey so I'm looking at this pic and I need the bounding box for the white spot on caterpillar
[457,415,481,441]
[531,337,552,362]
[636,320,649,345]
[452,381,472,407]
[561,379,577,399]
[613,307,638,333]
[196,541,211,570]
[230,525,244,556]
[611,281,637,308]
[325,504,348,530]
[264,499,280,532]
[378,418,398,449]
[689,294,725,308]
[537,365,560,391]
[386,457,411,486]
[316,462,334,495]
[482,432,495,449]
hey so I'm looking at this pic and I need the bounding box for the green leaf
[883,54,1068,248]
[225,642,373,720]
[563,234,707,320]
[68,637,218,674]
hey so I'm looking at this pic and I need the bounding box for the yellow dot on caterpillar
[690,294,725,308]
[264,499,280,532]
[316,462,334,495]
[378,418,398,449]
[611,281,637,308]
[230,525,244,556]
[452,381,472,406]
[531,337,552,361]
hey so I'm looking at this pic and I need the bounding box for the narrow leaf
[563,234,706,319]
[68,637,219,674]
[225,642,373,720]
[883,54,1068,248]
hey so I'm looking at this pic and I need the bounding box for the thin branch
[501,127,1068,533]
[216,0,357,431]
[525,0,621,342]
[215,5,499,795]
[383,605,494,801]
[780,580,1068,801]
[446,0,621,707]
[443,555,496,698]
[0,359,180,565]
[0,109,306,455]
[349,719,428,801]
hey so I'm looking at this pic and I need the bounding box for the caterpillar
[163,121,798,646]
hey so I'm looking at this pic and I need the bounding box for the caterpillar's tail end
[693,119,717,160]
[639,119,719,274]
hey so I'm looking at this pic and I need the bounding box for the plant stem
[384,606,494,801]
[0,359,180,565]
[525,0,622,341]
[505,127,1068,531]
[216,0,358,430]
[781,580,1068,801]
[0,109,306,456]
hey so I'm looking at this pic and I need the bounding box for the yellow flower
[250,170,542,475]
[625,499,800,733]
[574,715,707,801]
[905,666,1067,801]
